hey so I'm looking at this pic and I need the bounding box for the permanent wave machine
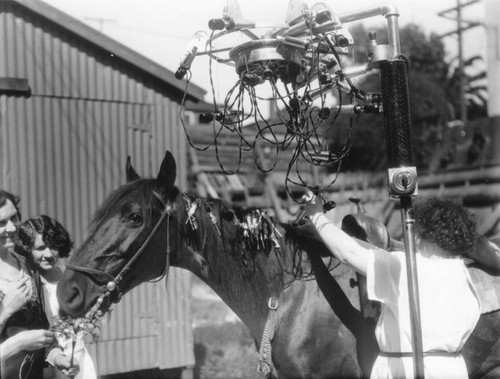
[175,1,423,376]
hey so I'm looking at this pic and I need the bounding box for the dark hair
[414,197,477,256]
[15,215,73,258]
[0,189,21,219]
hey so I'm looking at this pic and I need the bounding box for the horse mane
[172,191,319,288]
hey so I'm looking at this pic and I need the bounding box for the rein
[66,191,173,306]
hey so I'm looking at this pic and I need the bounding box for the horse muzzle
[57,269,109,318]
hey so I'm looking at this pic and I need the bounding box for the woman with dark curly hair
[413,197,477,256]
[16,215,73,260]
[299,195,481,379]
[15,216,97,379]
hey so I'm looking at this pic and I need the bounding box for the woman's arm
[303,195,374,275]
[0,334,23,360]
[0,329,54,360]
[310,213,372,275]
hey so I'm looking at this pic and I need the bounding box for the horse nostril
[58,282,83,313]
[67,286,81,305]
[57,275,90,318]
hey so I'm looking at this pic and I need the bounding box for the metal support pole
[380,59,424,378]
[400,196,424,379]
[338,7,425,373]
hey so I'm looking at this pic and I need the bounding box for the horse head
[57,151,195,317]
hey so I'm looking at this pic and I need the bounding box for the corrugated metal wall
[86,272,194,375]
[0,1,194,374]
[1,95,187,245]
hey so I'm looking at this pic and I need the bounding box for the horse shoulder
[271,279,362,378]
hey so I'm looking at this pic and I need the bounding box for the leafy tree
[327,22,483,172]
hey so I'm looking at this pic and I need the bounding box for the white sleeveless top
[367,250,480,379]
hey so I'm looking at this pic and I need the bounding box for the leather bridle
[66,191,173,308]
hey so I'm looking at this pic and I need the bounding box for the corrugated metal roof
[1,0,206,101]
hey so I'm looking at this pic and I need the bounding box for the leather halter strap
[66,190,173,305]
[257,296,279,377]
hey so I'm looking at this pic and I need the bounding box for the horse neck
[173,194,298,338]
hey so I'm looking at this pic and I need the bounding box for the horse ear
[156,151,176,195]
[126,156,141,182]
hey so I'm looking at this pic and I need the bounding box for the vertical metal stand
[380,59,425,379]
[399,196,424,379]
[336,6,425,374]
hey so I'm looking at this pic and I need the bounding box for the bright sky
[42,0,486,102]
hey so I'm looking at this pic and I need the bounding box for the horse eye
[128,212,143,227]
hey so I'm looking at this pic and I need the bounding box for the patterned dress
[0,253,49,379]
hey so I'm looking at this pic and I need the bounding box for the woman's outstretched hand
[3,329,54,351]
[290,206,337,258]
[291,218,322,242]
[299,192,323,217]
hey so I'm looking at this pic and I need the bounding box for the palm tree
[444,55,488,120]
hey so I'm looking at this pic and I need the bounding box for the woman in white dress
[15,215,97,379]
[299,196,481,379]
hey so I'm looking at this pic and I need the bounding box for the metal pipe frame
[338,3,401,57]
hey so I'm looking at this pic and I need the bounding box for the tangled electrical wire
[177,1,391,200]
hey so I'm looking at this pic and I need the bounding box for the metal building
[0,0,206,375]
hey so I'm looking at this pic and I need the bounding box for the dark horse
[57,151,500,378]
